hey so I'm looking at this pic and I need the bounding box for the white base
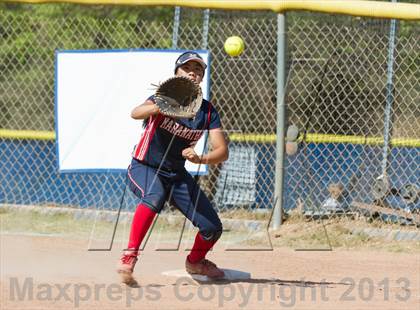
[162,269,251,282]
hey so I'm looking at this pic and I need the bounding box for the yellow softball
[224,36,245,57]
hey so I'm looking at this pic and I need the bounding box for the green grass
[1,206,419,253]
[0,207,250,247]
[1,207,114,237]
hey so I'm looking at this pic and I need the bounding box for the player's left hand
[182,147,201,164]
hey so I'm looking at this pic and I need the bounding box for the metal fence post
[381,0,397,177]
[172,6,181,49]
[202,9,210,50]
[273,13,287,229]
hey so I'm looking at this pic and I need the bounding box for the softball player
[117,51,229,284]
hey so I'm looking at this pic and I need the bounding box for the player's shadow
[193,278,350,287]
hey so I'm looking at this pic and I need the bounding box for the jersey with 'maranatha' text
[132,97,221,172]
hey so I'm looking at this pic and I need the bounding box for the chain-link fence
[0,4,419,227]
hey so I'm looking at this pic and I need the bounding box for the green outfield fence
[0,1,419,228]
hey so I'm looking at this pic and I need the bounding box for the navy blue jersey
[133,97,221,171]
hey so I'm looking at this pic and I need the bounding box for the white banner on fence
[55,49,210,174]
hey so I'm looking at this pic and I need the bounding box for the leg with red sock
[118,160,166,285]
[117,203,156,284]
[187,231,217,263]
[170,172,225,279]
[185,230,224,279]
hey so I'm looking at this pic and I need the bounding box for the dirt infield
[1,233,419,310]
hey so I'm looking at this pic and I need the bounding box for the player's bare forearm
[131,100,160,120]
[182,127,229,165]
[182,146,228,165]
[205,127,229,164]
[200,145,229,165]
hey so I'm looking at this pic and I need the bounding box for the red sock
[127,203,156,252]
[187,232,218,264]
